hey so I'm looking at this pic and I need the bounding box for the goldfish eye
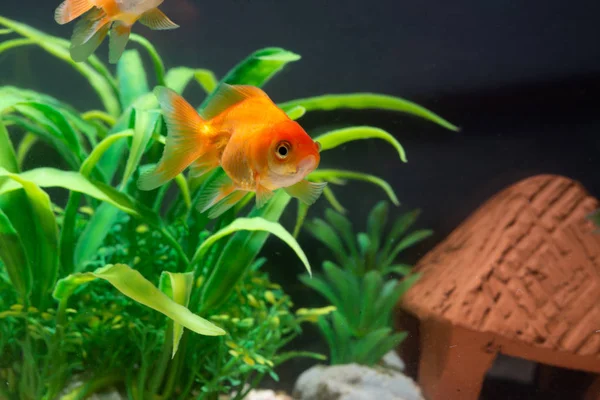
[275,141,291,160]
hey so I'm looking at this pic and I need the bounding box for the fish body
[54,0,178,63]
[138,84,326,218]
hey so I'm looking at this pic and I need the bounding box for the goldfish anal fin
[208,190,247,219]
[255,185,274,209]
[137,87,207,191]
[283,180,327,205]
[200,83,270,120]
[189,157,219,180]
[196,170,236,213]
[108,21,131,64]
[69,12,110,62]
[139,8,179,30]
[55,0,95,25]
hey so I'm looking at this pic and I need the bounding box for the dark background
[2,0,600,398]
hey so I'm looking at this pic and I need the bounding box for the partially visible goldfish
[54,0,179,63]
[137,84,326,218]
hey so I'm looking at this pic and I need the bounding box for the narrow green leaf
[304,218,347,265]
[385,229,433,265]
[0,16,120,117]
[285,105,306,121]
[16,133,37,171]
[324,209,358,261]
[322,262,360,329]
[0,121,18,173]
[130,34,166,86]
[159,271,195,358]
[374,274,421,321]
[191,217,310,275]
[117,49,150,109]
[199,47,300,109]
[364,332,408,365]
[80,130,134,177]
[54,264,225,336]
[331,312,352,364]
[198,191,291,312]
[122,111,159,186]
[292,200,309,238]
[366,201,388,268]
[278,93,459,131]
[0,168,59,306]
[73,204,120,270]
[0,208,31,298]
[165,67,218,95]
[353,327,392,364]
[309,169,399,206]
[315,126,407,162]
[322,186,346,214]
[382,264,413,276]
[298,275,341,308]
[381,209,421,259]
[316,317,339,364]
[358,271,383,331]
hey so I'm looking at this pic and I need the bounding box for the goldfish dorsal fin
[139,8,180,30]
[284,180,327,205]
[200,84,269,120]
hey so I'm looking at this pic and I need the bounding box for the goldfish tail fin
[108,21,131,63]
[283,180,327,205]
[69,8,110,62]
[139,8,179,30]
[137,87,208,191]
[54,0,95,25]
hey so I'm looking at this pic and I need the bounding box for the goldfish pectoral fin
[108,22,131,64]
[137,87,207,191]
[283,180,327,205]
[69,7,108,47]
[255,185,274,209]
[139,8,180,30]
[196,172,236,213]
[207,190,247,219]
[69,18,110,62]
[200,83,269,120]
[54,0,95,25]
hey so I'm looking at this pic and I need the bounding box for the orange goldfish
[137,84,326,218]
[54,0,179,63]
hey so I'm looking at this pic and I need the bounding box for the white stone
[293,363,424,400]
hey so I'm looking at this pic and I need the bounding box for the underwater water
[1,0,600,399]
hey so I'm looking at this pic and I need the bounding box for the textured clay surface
[397,175,600,400]
[402,174,600,360]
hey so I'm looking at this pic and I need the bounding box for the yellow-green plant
[0,15,456,399]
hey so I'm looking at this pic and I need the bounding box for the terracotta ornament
[396,175,600,400]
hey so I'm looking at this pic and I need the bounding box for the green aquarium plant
[0,14,456,400]
[300,201,430,365]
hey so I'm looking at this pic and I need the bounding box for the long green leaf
[191,217,310,274]
[0,16,120,117]
[385,229,433,266]
[358,271,383,331]
[122,111,159,186]
[53,264,225,336]
[304,219,347,265]
[298,275,341,308]
[0,208,31,299]
[117,49,150,109]
[381,209,421,260]
[165,67,218,95]
[278,93,458,131]
[364,332,408,365]
[0,121,18,173]
[315,126,407,162]
[199,47,300,109]
[159,271,195,357]
[130,34,166,86]
[199,191,291,312]
[309,169,399,206]
[0,168,59,307]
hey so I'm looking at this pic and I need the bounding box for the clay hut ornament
[397,175,600,400]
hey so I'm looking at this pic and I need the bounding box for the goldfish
[54,0,179,64]
[137,84,326,218]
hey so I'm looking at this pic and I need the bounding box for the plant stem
[58,372,123,400]
[148,322,173,396]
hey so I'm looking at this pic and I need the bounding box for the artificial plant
[0,14,456,399]
[300,201,430,365]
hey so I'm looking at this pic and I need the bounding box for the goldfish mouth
[297,155,317,174]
